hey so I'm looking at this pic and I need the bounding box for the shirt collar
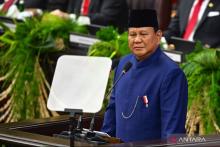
[131,47,161,68]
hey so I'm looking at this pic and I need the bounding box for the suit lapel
[182,0,195,31]
[198,0,214,28]
[89,0,94,11]
[89,0,99,13]
[74,0,83,15]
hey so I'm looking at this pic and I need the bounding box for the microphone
[122,61,133,73]
[105,61,133,98]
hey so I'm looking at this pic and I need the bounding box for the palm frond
[0,13,87,122]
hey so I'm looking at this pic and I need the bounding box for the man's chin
[133,52,152,61]
[132,51,145,57]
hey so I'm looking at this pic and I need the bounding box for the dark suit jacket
[91,0,128,32]
[24,0,128,32]
[72,0,128,32]
[24,0,70,12]
[164,0,220,48]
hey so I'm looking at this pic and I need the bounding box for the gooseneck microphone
[105,61,133,98]
[86,62,133,139]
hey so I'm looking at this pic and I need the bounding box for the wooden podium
[1,115,220,146]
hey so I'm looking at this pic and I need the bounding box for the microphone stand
[85,71,124,139]
[105,71,126,98]
[76,115,83,131]
[86,113,96,138]
[85,62,133,144]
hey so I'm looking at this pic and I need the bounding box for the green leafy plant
[0,10,6,16]
[0,13,87,122]
[88,26,130,59]
[182,42,220,135]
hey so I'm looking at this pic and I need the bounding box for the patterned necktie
[183,0,204,40]
[1,0,15,13]
[81,0,91,16]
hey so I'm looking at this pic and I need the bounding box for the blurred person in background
[164,0,220,48]
[24,0,128,32]
[0,0,21,18]
[0,0,42,20]
[24,0,70,12]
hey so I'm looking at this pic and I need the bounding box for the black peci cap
[128,9,159,28]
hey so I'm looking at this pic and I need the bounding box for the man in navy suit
[164,0,220,48]
[102,9,188,142]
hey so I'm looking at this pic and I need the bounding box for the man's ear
[156,30,162,43]
[156,30,162,37]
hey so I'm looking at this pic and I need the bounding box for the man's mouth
[133,47,144,50]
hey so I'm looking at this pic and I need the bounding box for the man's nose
[134,35,142,42]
